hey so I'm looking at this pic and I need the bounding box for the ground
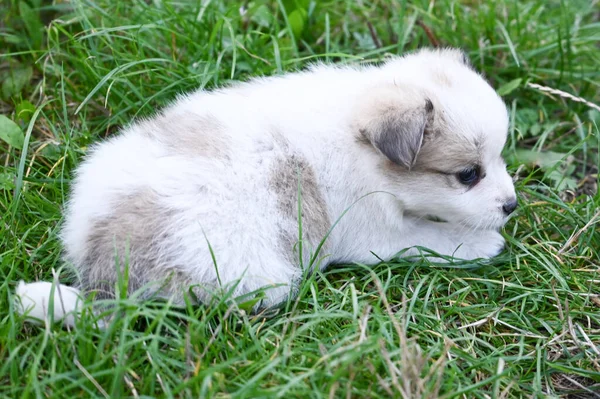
[1,0,599,397]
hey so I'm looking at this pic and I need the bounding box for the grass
[1,0,599,397]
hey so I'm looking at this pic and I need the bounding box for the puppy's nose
[502,198,518,215]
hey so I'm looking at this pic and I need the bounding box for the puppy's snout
[502,198,518,215]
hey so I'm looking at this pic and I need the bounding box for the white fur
[16,48,516,326]
[15,281,81,327]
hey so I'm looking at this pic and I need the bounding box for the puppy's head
[358,48,516,230]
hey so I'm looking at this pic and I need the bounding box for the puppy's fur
[16,48,516,325]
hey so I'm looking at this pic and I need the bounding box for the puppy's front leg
[400,218,505,261]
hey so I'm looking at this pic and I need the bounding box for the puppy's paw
[455,230,505,260]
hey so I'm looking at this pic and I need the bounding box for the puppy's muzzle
[502,198,518,215]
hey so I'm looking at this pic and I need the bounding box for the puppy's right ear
[357,87,434,169]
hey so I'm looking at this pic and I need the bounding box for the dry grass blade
[74,358,110,399]
[527,82,600,113]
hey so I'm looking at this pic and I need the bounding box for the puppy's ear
[456,49,472,67]
[358,88,434,169]
[443,47,472,67]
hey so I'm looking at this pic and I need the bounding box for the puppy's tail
[15,280,82,328]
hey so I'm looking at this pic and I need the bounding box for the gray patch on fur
[368,100,433,169]
[77,189,192,302]
[415,132,482,174]
[269,154,331,267]
[271,129,291,152]
[141,112,230,159]
[379,108,484,191]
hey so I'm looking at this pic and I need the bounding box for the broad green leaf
[509,149,576,191]
[283,0,310,9]
[249,4,272,28]
[3,33,24,45]
[236,291,266,313]
[497,78,522,96]
[0,173,15,190]
[0,115,25,149]
[288,9,307,38]
[19,1,43,49]
[40,143,63,162]
[509,149,572,170]
[16,100,36,123]
[546,170,577,192]
[2,66,33,99]
[529,123,542,136]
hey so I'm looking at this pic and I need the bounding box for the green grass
[1,0,600,397]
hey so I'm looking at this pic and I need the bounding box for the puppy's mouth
[404,211,449,223]
[424,214,448,223]
[405,210,506,230]
[420,212,507,231]
[464,216,507,232]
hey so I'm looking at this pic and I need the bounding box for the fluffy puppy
[16,48,517,326]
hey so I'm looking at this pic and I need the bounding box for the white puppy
[16,48,516,326]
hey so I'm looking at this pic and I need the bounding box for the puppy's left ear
[357,87,434,169]
[456,48,472,68]
[438,47,472,67]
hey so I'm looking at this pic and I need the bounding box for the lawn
[1,0,599,397]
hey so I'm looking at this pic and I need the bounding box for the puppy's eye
[457,167,480,186]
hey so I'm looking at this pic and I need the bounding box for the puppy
[16,48,517,326]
